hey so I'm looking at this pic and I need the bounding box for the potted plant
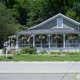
[69,36,76,43]
[54,34,60,47]
[73,36,76,40]
[38,35,45,40]
[38,35,45,48]
[69,36,73,41]
[54,35,60,40]
[22,36,27,44]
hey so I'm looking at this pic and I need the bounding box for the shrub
[56,52,61,55]
[20,46,37,54]
[67,52,75,55]
[50,52,56,55]
[39,50,48,54]
[50,52,67,56]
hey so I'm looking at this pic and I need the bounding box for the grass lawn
[0,53,80,61]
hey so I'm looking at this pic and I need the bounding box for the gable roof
[28,13,80,30]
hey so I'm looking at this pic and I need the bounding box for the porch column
[63,34,66,48]
[33,35,35,47]
[16,35,19,50]
[48,35,50,48]
[8,38,10,47]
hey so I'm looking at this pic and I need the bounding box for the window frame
[57,18,63,28]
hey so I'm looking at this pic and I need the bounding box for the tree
[0,2,25,48]
[12,0,30,25]
[27,0,48,27]
[66,8,76,20]
[0,0,16,8]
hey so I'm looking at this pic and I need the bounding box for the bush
[50,52,62,55]
[50,52,56,55]
[20,46,37,54]
[39,50,48,54]
[50,52,67,56]
[67,52,75,55]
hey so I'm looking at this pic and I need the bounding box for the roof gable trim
[28,13,80,30]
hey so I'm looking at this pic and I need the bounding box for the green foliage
[10,40,16,46]
[22,36,27,41]
[39,50,48,54]
[50,52,57,55]
[38,35,45,40]
[0,2,25,48]
[20,46,37,54]
[50,52,63,56]
[68,36,76,42]
[50,51,80,57]
[66,52,78,56]
[66,8,76,20]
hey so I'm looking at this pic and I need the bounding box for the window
[57,18,63,28]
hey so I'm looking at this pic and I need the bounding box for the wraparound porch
[8,28,80,52]
[16,33,79,49]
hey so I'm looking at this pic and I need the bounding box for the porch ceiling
[17,28,80,35]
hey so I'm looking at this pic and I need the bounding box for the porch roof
[8,35,16,39]
[17,28,80,35]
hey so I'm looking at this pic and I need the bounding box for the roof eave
[60,13,80,25]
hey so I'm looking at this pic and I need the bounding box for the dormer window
[57,18,63,28]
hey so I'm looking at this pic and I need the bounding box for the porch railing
[18,43,80,48]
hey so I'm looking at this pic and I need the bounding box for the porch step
[8,49,16,54]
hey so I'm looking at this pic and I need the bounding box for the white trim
[33,35,35,47]
[48,35,50,48]
[78,25,79,30]
[28,13,80,30]
[63,34,66,48]
[57,18,63,28]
